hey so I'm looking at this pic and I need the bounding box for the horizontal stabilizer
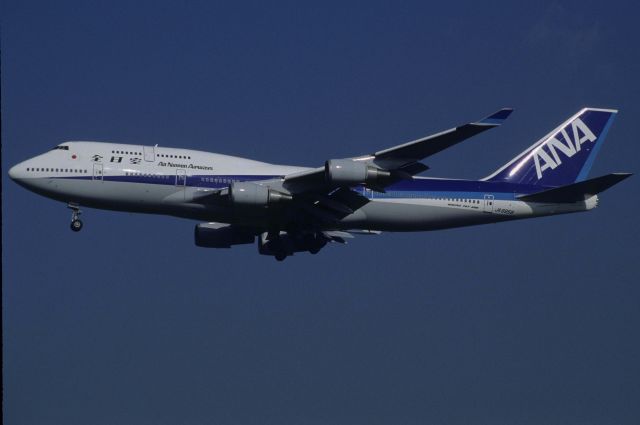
[518,173,632,203]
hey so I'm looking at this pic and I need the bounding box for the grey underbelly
[339,199,504,231]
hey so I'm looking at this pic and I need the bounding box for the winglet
[476,108,514,126]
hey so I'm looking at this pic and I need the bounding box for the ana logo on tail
[534,118,597,179]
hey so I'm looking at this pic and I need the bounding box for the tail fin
[483,108,617,186]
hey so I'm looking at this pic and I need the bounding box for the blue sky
[2,1,639,424]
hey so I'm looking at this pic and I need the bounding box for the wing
[194,109,513,240]
[283,108,513,194]
[372,108,513,167]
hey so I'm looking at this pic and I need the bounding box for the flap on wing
[345,229,382,235]
[283,166,325,193]
[518,173,632,203]
[297,187,370,223]
[398,162,430,176]
[322,231,354,243]
[192,187,227,203]
[321,230,382,244]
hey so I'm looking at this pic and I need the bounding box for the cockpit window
[51,145,69,150]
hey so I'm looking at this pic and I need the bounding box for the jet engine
[228,181,292,207]
[324,159,391,186]
[194,223,256,248]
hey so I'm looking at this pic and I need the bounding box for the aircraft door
[93,163,103,181]
[176,169,187,199]
[143,145,155,162]
[176,169,187,186]
[483,194,494,213]
[364,187,374,199]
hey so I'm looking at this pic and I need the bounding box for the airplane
[8,107,631,261]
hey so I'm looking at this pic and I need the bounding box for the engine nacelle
[194,223,255,248]
[325,159,391,186]
[228,181,292,207]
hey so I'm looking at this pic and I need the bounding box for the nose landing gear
[68,203,83,232]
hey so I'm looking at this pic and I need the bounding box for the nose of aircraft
[8,164,20,180]
[8,160,30,181]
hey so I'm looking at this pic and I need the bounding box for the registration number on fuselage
[494,207,515,215]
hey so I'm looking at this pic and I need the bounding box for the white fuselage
[9,141,596,231]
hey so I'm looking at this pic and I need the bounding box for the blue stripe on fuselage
[56,174,279,188]
[382,178,544,199]
[53,174,546,200]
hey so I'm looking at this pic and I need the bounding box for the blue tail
[483,108,617,187]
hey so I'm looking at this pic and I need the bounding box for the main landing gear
[68,203,83,232]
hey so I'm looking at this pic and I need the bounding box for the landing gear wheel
[70,219,83,232]
[275,253,287,262]
[67,203,83,232]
